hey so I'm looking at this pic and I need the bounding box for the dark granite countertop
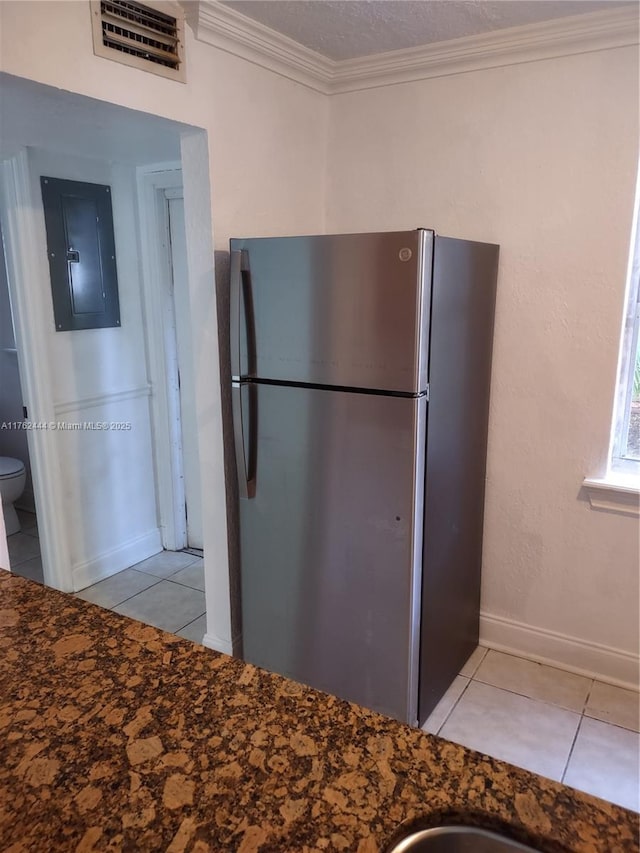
[0,572,637,852]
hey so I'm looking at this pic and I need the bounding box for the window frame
[610,186,640,477]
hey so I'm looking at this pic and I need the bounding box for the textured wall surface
[326,46,640,668]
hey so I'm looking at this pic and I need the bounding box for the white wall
[326,47,640,684]
[0,2,328,247]
[26,148,161,588]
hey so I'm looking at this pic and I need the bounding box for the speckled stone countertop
[0,573,637,853]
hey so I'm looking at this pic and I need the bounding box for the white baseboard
[203,632,234,657]
[72,528,162,591]
[480,611,640,691]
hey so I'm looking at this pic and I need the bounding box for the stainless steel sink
[385,826,541,853]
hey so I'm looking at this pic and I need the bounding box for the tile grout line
[130,557,201,576]
[480,645,620,682]
[76,577,164,610]
[105,594,206,636]
[131,568,205,593]
[465,646,489,679]
[74,558,204,614]
[430,647,488,733]
[453,665,591,786]
[8,553,42,569]
[558,677,594,784]
[436,676,473,736]
[560,714,585,784]
[103,573,206,633]
[579,682,640,734]
[434,669,638,798]
[109,573,204,608]
[471,650,597,715]
[580,678,595,716]
[165,575,206,593]
[579,715,640,735]
[108,578,166,610]
[175,612,207,634]
[469,676,586,716]
[424,647,487,735]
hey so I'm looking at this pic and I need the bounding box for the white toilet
[0,457,26,536]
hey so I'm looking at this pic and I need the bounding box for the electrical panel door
[40,176,121,331]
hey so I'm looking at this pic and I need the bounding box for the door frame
[0,150,73,590]
[165,188,203,549]
[1,136,233,649]
[136,163,188,551]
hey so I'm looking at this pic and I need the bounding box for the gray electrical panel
[40,176,121,332]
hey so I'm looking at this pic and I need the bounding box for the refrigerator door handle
[232,382,256,499]
[230,248,256,381]
[230,249,243,380]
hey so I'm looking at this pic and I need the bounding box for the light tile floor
[75,550,206,642]
[423,647,640,812]
[8,523,206,642]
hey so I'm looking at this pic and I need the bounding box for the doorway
[166,189,203,549]
[0,77,231,653]
[0,219,42,583]
[137,167,203,554]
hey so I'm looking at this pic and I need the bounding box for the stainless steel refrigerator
[229,229,499,726]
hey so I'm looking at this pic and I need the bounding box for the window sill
[583,475,640,517]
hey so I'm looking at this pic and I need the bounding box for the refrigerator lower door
[238,383,427,724]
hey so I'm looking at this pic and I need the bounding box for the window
[583,180,640,515]
[610,185,640,477]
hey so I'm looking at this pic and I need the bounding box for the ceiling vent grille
[90,0,186,82]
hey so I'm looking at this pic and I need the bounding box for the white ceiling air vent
[90,0,185,82]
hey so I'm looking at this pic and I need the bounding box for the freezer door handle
[230,249,243,380]
[230,248,255,381]
[232,382,256,499]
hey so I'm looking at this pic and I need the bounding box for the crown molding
[331,6,640,93]
[194,3,639,95]
[195,1,333,93]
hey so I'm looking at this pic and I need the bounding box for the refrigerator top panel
[230,229,432,394]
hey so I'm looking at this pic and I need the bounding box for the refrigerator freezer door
[237,383,427,724]
[230,230,432,394]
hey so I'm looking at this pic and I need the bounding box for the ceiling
[220,0,631,61]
